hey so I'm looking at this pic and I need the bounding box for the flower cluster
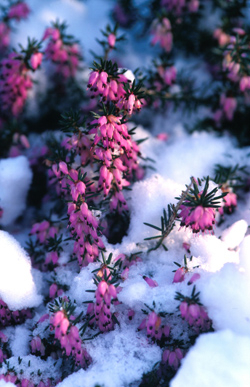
[176,287,212,333]
[87,254,120,332]
[30,335,45,356]
[0,52,33,116]
[0,2,30,52]
[89,110,141,211]
[212,28,250,124]
[178,177,226,234]
[179,301,211,332]
[161,0,199,15]
[68,201,104,266]
[0,40,42,117]
[138,310,170,341]
[162,347,184,370]
[213,164,245,215]
[221,29,247,84]
[179,205,216,233]
[87,63,128,103]
[49,283,64,299]
[30,220,58,244]
[219,185,237,214]
[157,64,176,87]
[43,23,82,79]
[151,18,173,53]
[0,299,32,327]
[87,279,118,332]
[50,310,91,368]
[214,94,237,123]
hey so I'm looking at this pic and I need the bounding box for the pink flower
[240,76,250,92]
[179,301,211,331]
[49,283,58,299]
[156,133,168,141]
[0,22,10,51]
[163,66,176,85]
[30,52,43,70]
[220,95,237,121]
[143,276,158,288]
[180,301,188,318]
[188,273,201,285]
[138,311,165,340]
[173,267,186,283]
[108,33,116,48]
[213,28,230,46]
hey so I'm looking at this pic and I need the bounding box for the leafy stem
[144,177,195,252]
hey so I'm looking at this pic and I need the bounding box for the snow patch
[171,330,250,387]
[0,231,42,310]
[0,156,32,226]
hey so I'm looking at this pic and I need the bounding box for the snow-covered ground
[0,1,250,386]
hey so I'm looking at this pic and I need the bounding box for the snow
[0,231,42,310]
[0,156,32,226]
[57,320,162,387]
[122,173,182,243]
[239,235,250,274]
[10,326,31,357]
[198,262,250,335]
[0,1,250,386]
[221,220,248,249]
[170,330,250,387]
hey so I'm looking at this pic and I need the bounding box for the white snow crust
[0,231,42,310]
[170,330,250,387]
[0,156,32,226]
[0,1,250,387]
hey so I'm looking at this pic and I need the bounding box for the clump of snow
[0,382,15,387]
[122,174,182,244]
[0,231,42,310]
[0,156,32,226]
[154,131,243,184]
[10,326,31,357]
[239,235,250,273]
[190,234,239,272]
[170,330,250,387]
[198,262,250,335]
[57,319,162,387]
[221,220,248,249]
